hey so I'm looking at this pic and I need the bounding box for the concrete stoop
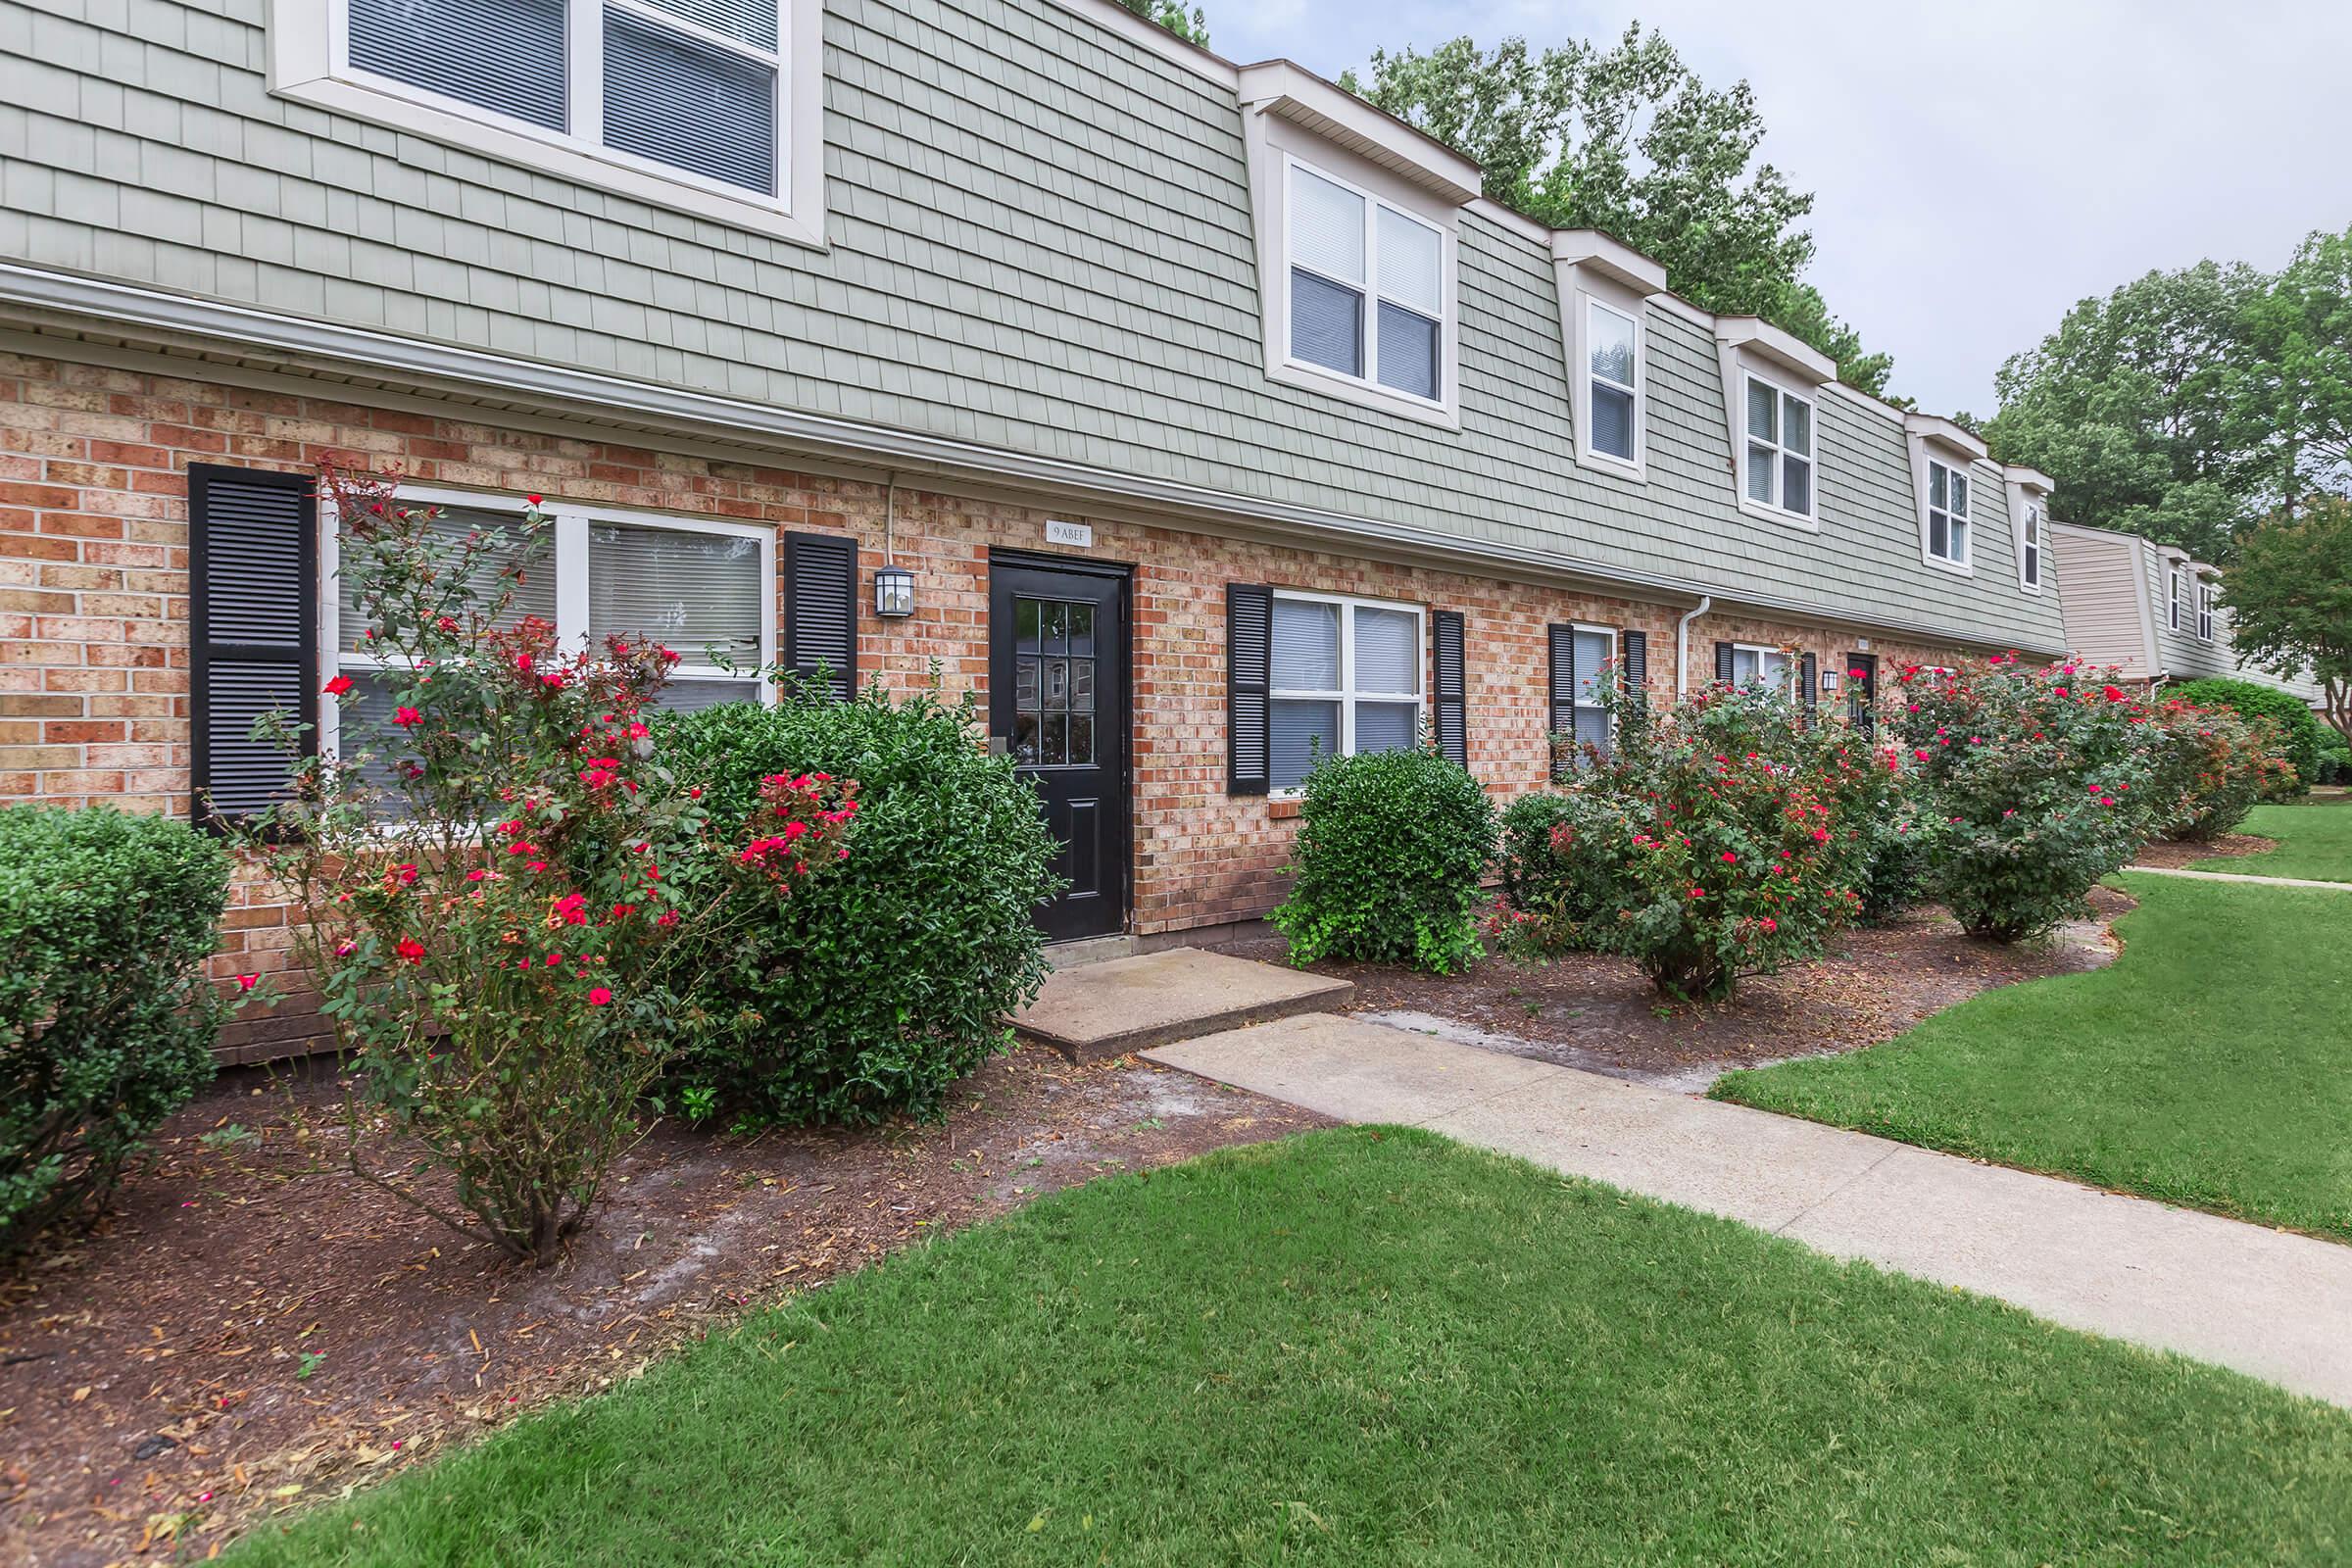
[1014,947,1352,1063]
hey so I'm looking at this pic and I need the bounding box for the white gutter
[1677,595,1714,697]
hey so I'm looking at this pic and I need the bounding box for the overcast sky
[1207,0,2352,417]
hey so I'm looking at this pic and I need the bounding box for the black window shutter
[1432,610,1466,767]
[188,464,317,830]
[1800,652,1820,715]
[1619,629,1647,709]
[1714,640,1736,686]
[1227,584,1271,795]
[783,532,858,700]
[1546,623,1576,780]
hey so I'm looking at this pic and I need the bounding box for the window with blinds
[343,0,786,197]
[1927,459,1970,564]
[1587,301,1639,464]
[1267,590,1423,791]
[324,491,773,779]
[1743,375,1816,520]
[1285,159,1448,405]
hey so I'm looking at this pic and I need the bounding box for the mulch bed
[0,1049,1329,1567]
[1213,888,2132,1093]
[2130,832,2274,870]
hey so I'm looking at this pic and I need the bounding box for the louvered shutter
[1227,584,1271,795]
[188,464,317,829]
[783,533,858,701]
[1546,623,1576,780]
[1431,610,1466,767]
[1714,641,1736,686]
[1801,652,1820,717]
[1620,629,1648,710]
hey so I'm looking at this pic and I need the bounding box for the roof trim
[1714,317,1837,386]
[1235,60,1482,205]
[1034,0,1239,87]
[1550,230,1669,295]
[2003,463,2055,493]
[1903,413,1990,463]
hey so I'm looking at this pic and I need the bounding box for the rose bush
[1887,658,2154,942]
[240,465,850,1265]
[2141,700,2293,841]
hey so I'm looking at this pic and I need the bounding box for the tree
[2221,498,2352,745]
[1984,260,2261,562]
[2230,224,2352,520]
[1340,27,1894,399]
[1117,0,1205,47]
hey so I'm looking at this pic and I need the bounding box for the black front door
[989,554,1131,943]
[1846,653,1879,734]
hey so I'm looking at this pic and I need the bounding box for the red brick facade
[1,350,1979,1057]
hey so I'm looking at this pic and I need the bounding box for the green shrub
[1890,659,2157,943]
[1493,790,1626,952]
[2166,678,2327,789]
[2,807,230,1253]
[2142,701,2294,841]
[2317,735,2352,787]
[660,682,1060,1126]
[1272,744,1498,974]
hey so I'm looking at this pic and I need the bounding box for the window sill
[1267,359,1461,432]
[1268,797,1303,820]
[1736,497,1819,532]
[1572,445,1645,484]
[1921,553,1975,577]
[270,74,828,250]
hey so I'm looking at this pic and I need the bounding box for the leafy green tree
[1984,260,2261,562]
[2230,224,2352,520]
[2221,498,2352,745]
[1340,26,1893,399]
[1117,0,1205,47]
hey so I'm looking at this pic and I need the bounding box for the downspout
[1676,596,1714,698]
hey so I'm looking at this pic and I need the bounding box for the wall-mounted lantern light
[874,564,915,618]
[1821,669,1840,695]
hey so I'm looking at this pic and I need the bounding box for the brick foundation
[1,348,1990,1058]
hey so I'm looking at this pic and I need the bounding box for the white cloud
[1206,0,2352,415]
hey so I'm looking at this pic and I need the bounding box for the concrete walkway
[1146,1013,2352,1409]
[2126,863,2352,891]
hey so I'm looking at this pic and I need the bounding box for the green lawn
[2194,797,2352,882]
[1715,872,2352,1240]
[226,1129,2351,1566]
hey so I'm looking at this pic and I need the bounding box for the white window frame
[318,484,777,762]
[2020,503,2043,593]
[1267,588,1426,796]
[2197,583,2216,643]
[1729,643,1801,698]
[1277,153,1453,417]
[2169,565,2184,631]
[1570,291,1645,478]
[1568,622,1619,755]
[1923,458,1972,571]
[267,0,826,248]
[1738,370,1818,525]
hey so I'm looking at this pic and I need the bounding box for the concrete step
[1043,933,1138,970]
[1013,947,1353,1063]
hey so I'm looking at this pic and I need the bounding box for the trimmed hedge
[2167,678,2328,790]
[1271,745,1497,974]
[2,808,229,1253]
[659,684,1061,1126]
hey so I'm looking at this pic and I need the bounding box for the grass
[2193,796,2352,882]
[1715,872,2352,1241]
[224,1128,2352,1566]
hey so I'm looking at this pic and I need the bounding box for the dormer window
[1742,375,1815,520]
[2198,583,2216,643]
[2021,504,2042,589]
[1927,460,1970,564]
[1285,160,1446,404]
[1553,231,1667,479]
[1587,301,1640,462]
[2170,565,2184,630]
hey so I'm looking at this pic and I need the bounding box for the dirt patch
[1210,889,2130,1095]
[0,1049,1328,1567]
[2131,832,2275,869]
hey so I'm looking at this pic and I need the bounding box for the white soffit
[1235,60,1482,206]
[2004,464,2056,493]
[1549,230,1668,296]
[1715,316,1837,386]
[1903,412,1990,462]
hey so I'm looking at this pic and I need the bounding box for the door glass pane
[1290,165,1366,283]
[1014,598,1041,653]
[1352,606,1418,695]
[1068,713,1094,766]
[1591,383,1635,461]
[588,522,763,667]
[1354,701,1417,755]
[1270,698,1339,790]
[338,504,556,650]
[1375,302,1439,400]
[1068,602,1094,656]
[1290,269,1365,377]
[1041,601,1069,653]
[1015,655,1040,710]
[1044,657,1069,710]
[1746,379,1777,441]
[1746,443,1776,504]
[1376,205,1442,317]
[1041,712,1067,767]
[1070,659,1094,711]
[1271,597,1340,691]
[1011,710,1039,765]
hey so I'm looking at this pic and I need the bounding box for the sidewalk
[2126,863,2352,891]
[1146,1012,2352,1409]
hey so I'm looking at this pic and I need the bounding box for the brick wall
[1,348,1991,1057]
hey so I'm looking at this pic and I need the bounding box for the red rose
[396,937,426,963]
[393,706,421,727]
[235,973,259,992]
[587,986,612,1006]
[323,674,355,696]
